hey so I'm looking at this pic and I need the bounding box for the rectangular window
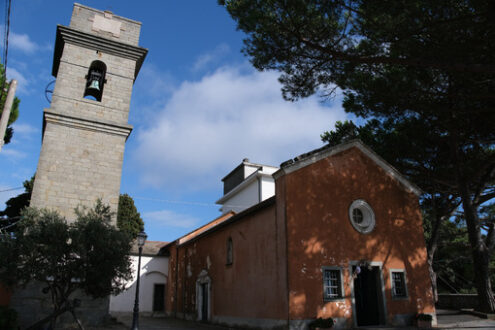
[323,267,343,300]
[391,270,408,298]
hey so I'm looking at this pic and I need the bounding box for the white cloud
[0,27,40,54]
[137,63,176,98]
[143,209,200,229]
[6,67,29,94]
[10,32,38,53]
[191,43,230,72]
[12,123,38,135]
[0,147,26,159]
[133,65,347,190]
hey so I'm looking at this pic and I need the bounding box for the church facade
[162,140,436,329]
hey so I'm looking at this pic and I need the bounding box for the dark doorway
[201,283,208,321]
[153,284,165,312]
[353,265,385,326]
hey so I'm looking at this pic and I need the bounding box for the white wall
[260,176,275,201]
[109,255,169,314]
[221,179,260,214]
[220,174,276,214]
[244,164,259,178]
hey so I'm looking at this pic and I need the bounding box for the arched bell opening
[84,60,107,102]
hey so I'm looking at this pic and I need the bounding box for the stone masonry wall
[51,43,136,124]
[70,3,141,46]
[30,4,141,222]
[30,120,126,221]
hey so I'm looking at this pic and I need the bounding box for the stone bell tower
[12,4,147,328]
[30,3,147,221]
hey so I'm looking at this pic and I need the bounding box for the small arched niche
[226,237,233,265]
[84,60,107,102]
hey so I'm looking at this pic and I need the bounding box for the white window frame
[322,266,344,301]
[390,269,409,300]
[348,199,376,234]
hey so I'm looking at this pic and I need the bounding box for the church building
[162,140,436,329]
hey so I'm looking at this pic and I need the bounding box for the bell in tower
[84,60,106,101]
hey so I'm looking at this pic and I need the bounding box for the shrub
[0,201,133,329]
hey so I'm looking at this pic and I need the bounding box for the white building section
[216,158,278,214]
[109,241,169,316]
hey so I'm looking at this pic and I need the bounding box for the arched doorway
[196,270,211,321]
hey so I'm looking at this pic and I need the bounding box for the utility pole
[0,79,17,151]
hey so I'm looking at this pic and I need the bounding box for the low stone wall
[437,294,478,310]
[10,282,110,328]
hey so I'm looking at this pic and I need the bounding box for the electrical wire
[0,186,23,193]
[0,215,20,231]
[3,0,10,71]
[0,0,11,100]
[0,219,18,230]
[133,196,250,209]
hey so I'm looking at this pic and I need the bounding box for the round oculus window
[349,200,375,234]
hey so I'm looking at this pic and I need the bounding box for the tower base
[10,282,110,329]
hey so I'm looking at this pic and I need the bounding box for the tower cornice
[52,25,148,80]
[44,109,133,139]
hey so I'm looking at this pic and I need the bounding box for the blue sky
[0,0,348,242]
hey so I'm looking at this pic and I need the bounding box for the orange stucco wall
[280,147,435,325]
[166,202,288,324]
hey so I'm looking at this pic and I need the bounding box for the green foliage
[0,200,133,326]
[117,193,144,239]
[222,0,494,102]
[431,204,495,294]
[0,175,34,218]
[0,175,35,236]
[0,63,21,145]
[0,306,17,330]
[429,214,475,293]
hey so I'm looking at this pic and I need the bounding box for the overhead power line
[133,196,249,209]
[0,186,23,193]
[0,0,12,100]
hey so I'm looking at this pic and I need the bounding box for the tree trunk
[458,175,495,312]
[427,252,438,303]
[426,198,450,304]
[70,307,85,330]
[25,301,70,330]
[472,248,495,313]
[427,214,440,303]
